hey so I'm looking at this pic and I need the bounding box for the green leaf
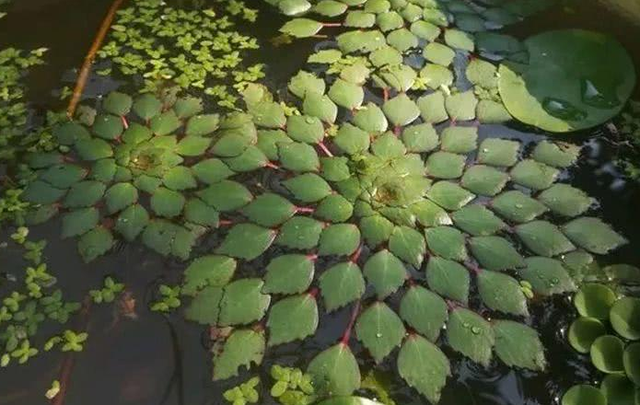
[213,329,265,380]
[346,10,376,28]
[397,334,450,404]
[420,64,454,90]
[509,160,559,190]
[150,110,180,136]
[75,138,114,161]
[92,114,124,140]
[279,0,311,16]
[318,223,360,256]
[537,184,593,217]
[498,30,636,133]
[268,294,318,346]
[624,343,640,386]
[440,126,478,154]
[561,385,606,405]
[425,151,466,179]
[353,103,388,134]
[115,204,149,241]
[303,93,338,123]
[63,181,106,208]
[451,205,506,236]
[477,271,528,316]
[600,375,638,405]
[191,159,234,184]
[103,92,132,116]
[122,123,152,145]
[425,226,467,261]
[219,279,270,326]
[469,236,525,271]
[313,0,347,16]
[162,166,197,191]
[382,94,420,127]
[363,250,407,298]
[197,181,253,212]
[182,255,236,296]
[287,115,325,144]
[278,142,320,172]
[573,283,617,320]
[359,215,395,248]
[369,46,402,68]
[320,156,351,182]
[249,101,287,129]
[334,123,370,155]
[284,173,332,203]
[466,59,498,88]
[518,257,576,295]
[133,94,162,120]
[105,182,138,214]
[176,136,211,157]
[410,200,452,228]
[401,123,438,153]
[308,343,361,396]
[562,217,627,254]
[389,226,426,267]
[41,164,87,188]
[77,227,114,262]
[315,194,354,222]
[610,297,640,340]
[308,49,343,64]
[276,217,323,250]
[280,18,324,37]
[216,224,277,261]
[426,257,470,304]
[61,208,99,238]
[328,79,364,110]
[184,286,223,324]
[241,193,296,227]
[423,42,455,66]
[531,141,581,168]
[477,138,520,167]
[377,11,404,32]
[336,30,386,54]
[515,220,575,257]
[490,190,548,223]
[410,20,441,41]
[427,181,475,210]
[445,91,478,121]
[150,187,185,218]
[493,320,546,370]
[379,64,417,92]
[356,302,405,363]
[317,262,364,312]
[174,97,203,119]
[289,71,326,98]
[447,308,495,366]
[257,129,292,161]
[54,122,90,145]
[568,317,606,354]
[590,335,625,374]
[445,28,474,51]
[387,28,419,52]
[263,254,315,295]
[399,286,448,342]
[417,91,449,124]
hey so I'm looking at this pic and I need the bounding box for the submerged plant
[564,282,640,405]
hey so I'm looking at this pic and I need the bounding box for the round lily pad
[498,29,636,132]
[562,385,607,405]
[567,317,606,354]
[590,335,625,374]
[573,283,617,320]
[610,297,640,340]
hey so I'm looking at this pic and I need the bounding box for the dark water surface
[0,0,639,404]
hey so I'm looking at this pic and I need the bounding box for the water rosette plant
[564,283,640,405]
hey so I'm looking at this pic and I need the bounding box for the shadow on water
[0,0,639,404]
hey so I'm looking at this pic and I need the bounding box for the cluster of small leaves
[1,234,81,367]
[44,329,89,353]
[150,284,181,312]
[0,46,48,161]
[89,276,125,304]
[270,365,315,405]
[563,280,640,405]
[614,100,640,181]
[96,0,263,108]
[0,188,31,226]
[223,376,260,405]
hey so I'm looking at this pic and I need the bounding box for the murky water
[0,0,639,404]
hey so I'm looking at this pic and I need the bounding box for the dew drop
[581,78,620,109]
[376,333,382,338]
[471,326,481,334]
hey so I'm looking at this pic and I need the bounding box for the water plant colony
[0,0,639,404]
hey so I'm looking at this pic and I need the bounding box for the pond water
[0,0,639,405]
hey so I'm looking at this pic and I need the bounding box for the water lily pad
[574,283,617,320]
[591,335,625,374]
[336,30,386,54]
[303,94,338,123]
[279,0,311,16]
[133,94,162,120]
[498,30,636,132]
[610,297,640,340]
[562,385,607,405]
[185,114,219,136]
[600,375,638,405]
[623,343,640,386]
[568,317,606,354]
[308,49,343,64]
[334,123,370,155]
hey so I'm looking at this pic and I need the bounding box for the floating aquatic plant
[564,282,640,405]
[96,0,263,108]
[498,29,637,132]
